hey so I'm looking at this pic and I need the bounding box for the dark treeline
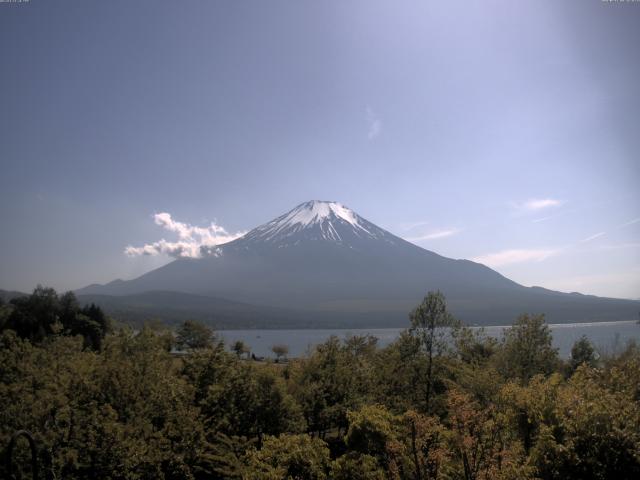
[1,288,639,479]
[0,286,110,350]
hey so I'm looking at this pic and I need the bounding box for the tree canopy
[1,286,110,350]
[176,319,215,350]
[1,289,638,479]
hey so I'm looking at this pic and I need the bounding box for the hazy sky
[1,0,638,299]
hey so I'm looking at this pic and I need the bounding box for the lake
[219,320,640,359]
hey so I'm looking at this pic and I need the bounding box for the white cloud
[580,231,606,243]
[125,212,247,259]
[620,217,640,228]
[531,215,554,223]
[472,248,558,268]
[406,228,460,242]
[541,269,640,299]
[399,220,430,231]
[521,198,562,211]
[597,242,640,251]
[366,107,382,140]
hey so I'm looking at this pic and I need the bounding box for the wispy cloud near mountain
[472,248,559,268]
[521,198,562,211]
[405,228,460,242]
[125,213,246,259]
[580,232,606,243]
[366,107,382,140]
[620,217,640,228]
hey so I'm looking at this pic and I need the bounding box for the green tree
[449,327,503,408]
[500,373,563,455]
[345,404,397,460]
[601,340,640,400]
[374,330,426,412]
[331,453,385,480]
[530,365,640,479]
[245,434,331,480]
[290,336,375,438]
[181,342,236,401]
[446,389,532,480]
[176,319,215,350]
[5,285,62,342]
[194,432,247,479]
[0,296,11,331]
[569,335,597,373]
[342,406,450,480]
[496,314,558,383]
[232,340,249,359]
[409,291,460,412]
[272,344,289,362]
[388,411,448,480]
[59,293,111,351]
[142,319,175,352]
[78,303,111,350]
[2,288,110,350]
[201,363,304,442]
[453,326,497,365]
[0,327,208,479]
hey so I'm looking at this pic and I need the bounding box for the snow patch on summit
[237,200,394,246]
[279,201,368,231]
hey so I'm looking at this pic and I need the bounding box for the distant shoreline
[215,321,640,360]
[217,319,639,332]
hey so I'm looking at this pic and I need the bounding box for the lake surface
[219,321,640,359]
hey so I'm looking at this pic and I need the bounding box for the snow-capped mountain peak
[274,200,366,230]
[235,200,396,247]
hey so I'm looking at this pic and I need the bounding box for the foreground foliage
[1,289,639,479]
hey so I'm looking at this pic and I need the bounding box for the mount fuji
[77,201,639,327]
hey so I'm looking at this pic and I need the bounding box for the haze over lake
[219,321,640,359]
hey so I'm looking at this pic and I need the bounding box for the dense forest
[1,287,639,479]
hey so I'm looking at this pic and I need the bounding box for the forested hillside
[1,289,639,479]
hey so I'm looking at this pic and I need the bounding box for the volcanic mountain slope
[77,201,640,327]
